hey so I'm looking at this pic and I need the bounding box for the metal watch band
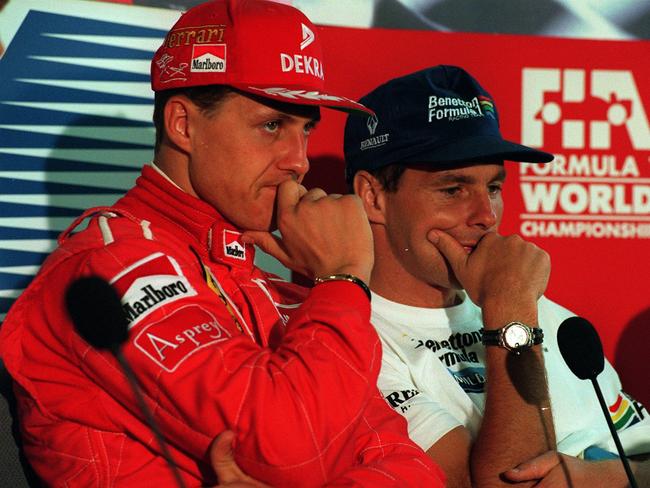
[531,327,544,345]
[313,274,371,301]
[481,328,501,346]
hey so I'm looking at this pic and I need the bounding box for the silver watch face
[503,323,530,349]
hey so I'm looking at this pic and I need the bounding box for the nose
[277,128,310,177]
[468,191,498,229]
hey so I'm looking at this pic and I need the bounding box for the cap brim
[398,134,554,165]
[237,85,373,115]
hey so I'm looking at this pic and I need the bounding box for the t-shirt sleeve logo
[608,390,647,431]
[110,252,197,328]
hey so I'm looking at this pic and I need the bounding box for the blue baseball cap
[344,65,553,183]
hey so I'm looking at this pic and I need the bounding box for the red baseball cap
[151,0,371,114]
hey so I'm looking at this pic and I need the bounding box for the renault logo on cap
[367,114,379,135]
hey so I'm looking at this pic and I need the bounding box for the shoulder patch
[110,252,197,328]
[133,304,231,372]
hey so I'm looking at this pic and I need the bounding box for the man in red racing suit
[0,0,444,486]
[0,165,443,486]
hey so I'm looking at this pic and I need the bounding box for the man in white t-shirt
[343,65,650,487]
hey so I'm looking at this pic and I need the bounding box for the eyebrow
[264,102,321,121]
[272,109,321,127]
[433,167,507,185]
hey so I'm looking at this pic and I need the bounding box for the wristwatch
[481,322,543,354]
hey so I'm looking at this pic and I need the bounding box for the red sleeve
[28,237,430,486]
[324,392,447,487]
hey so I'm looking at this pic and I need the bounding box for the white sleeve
[538,296,650,457]
[593,358,650,456]
[377,342,467,452]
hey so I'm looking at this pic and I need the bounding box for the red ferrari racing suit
[0,165,444,487]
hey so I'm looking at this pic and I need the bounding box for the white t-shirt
[373,292,650,458]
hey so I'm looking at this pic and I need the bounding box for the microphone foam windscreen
[65,276,129,351]
[557,316,605,380]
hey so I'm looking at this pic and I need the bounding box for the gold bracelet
[314,274,371,301]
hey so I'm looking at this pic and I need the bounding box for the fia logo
[522,68,650,150]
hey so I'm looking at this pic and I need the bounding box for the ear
[163,95,195,154]
[353,170,387,225]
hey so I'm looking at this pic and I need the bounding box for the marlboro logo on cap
[151,0,371,114]
[191,44,226,73]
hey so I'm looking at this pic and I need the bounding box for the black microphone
[65,276,187,488]
[557,316,638,488]
[65,276,128,354]
[557,316,604,380]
